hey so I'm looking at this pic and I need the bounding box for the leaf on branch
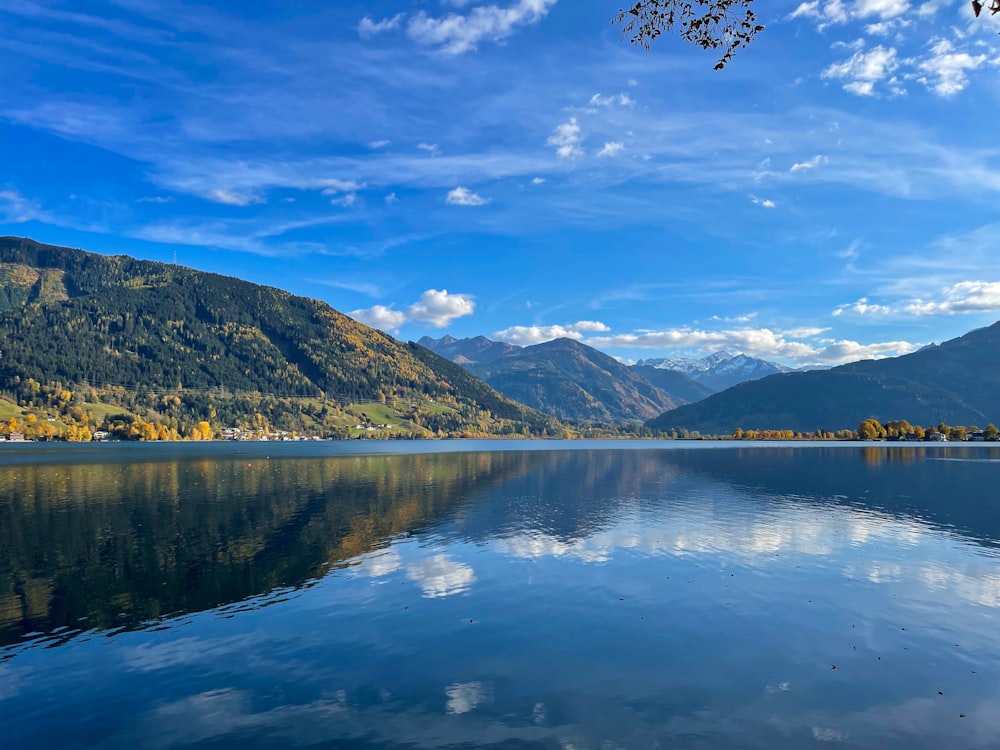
[614,0,763,69]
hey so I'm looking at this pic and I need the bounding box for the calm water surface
[2,441,1000,749]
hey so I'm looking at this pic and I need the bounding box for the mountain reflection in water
[1,443,1000,750]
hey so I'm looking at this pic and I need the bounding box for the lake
[1,441,999,749]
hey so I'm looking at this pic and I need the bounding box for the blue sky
[1,0,999,367]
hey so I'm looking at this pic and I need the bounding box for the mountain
[418,334,519,365]
[636,351,791,392]
[466,337,681,423]
[0,237,557,438]
[630,365,715,404]
[648,323,1000,434]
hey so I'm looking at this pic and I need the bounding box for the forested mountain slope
[649,323,1000,434]
[0,237,557,437]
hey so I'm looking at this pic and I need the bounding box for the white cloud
[912,39,990,97]
[358,14,404,38]
[589,92,634,108]
[493,320,610,345]
[903,280,1000,315]
[789,0,907,28]
[330,192,357,207]
[417,142,441,156]
[750,195,777,208]
[597,141,625,158]
[368,139,391,149]
[407,288,476,326]
[406,555,475,598]
[207,188,263,206]
[571,320,612,332]
[783,326,831,338]
[822,45,900,96]
[446,682,491,715]
[855,0,909,19]
[585,326,917,365]
[531,177,545,185]
[319,179,362,194]
[347,304,407,332]
[790,155,827,172]
[0,190,47,223]
[351,289,475,331]
[446,186,489,206]
[546,117,583,159]
[833,282,1000,317]
[833,297,892,316]
[384,192,398,204]
[406,0,558,55]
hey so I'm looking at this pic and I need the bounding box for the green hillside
[467,337,680,423]
[648,322,1000,434]
[0,237,558,439]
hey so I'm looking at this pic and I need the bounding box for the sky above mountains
[1,0,998,367]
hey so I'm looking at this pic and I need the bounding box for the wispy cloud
[358,14,404,39]
[587,325,917,366]
[750,195,777,208]
[790,155,827,172]
[833,297,892,316]
[0,189,48,223]
[404,0,559,55]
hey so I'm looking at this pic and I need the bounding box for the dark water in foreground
[2,441,1000,749]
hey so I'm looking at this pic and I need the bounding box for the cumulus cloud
[790,155,827,172]
[347,304,408,332]
[597,141,625,158]
[822,45,901,96]
[446,186,489,206]
[531,177,546,185]
[407,288,477,326]
[834,282,1000,317]
[349,289,475,331]
[902,280,1000,315]
[406,0,558,55]
[493,320,610,345]
[750,195,777,208]
[547,117,583,159]
[912,40,990,97]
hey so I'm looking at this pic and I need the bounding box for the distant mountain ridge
[636,351,791,393]
[648,322,1000,434]
[421,335,713,423]
[417,335,518,365]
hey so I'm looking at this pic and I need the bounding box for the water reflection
[2,444,1000,750]
[0,451,521,644]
